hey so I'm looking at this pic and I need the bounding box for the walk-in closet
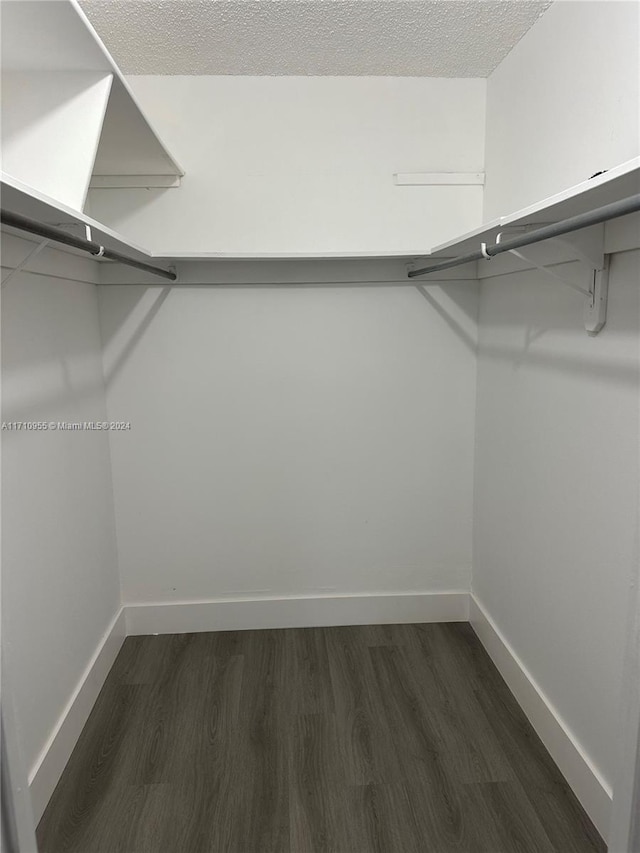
[2,1,639,850]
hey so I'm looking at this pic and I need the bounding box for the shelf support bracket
[496,223,609,335]
[1,239,49,288]
[584,257,609,335]
[502,244,592,296]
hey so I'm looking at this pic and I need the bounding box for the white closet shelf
[153,158,639,264]
[3,160,638,272]
[1,0,183,203]
[1,72,115,212]
[1,173,157,267]
[428,157,640,259]
[157,250,424,261]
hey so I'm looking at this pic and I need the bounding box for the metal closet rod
[0,209,177,281]
[408,193,640,278]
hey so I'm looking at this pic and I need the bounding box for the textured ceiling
[80,0,552,77]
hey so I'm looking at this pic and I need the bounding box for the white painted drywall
[98,264,478,604]
[88,76,486,255]
[473,248,640,805]
[1,234,121,781]
[483,0,640,221]
[474,0,640,833]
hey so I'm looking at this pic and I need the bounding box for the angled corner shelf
[1,71,114,211]
[0,0,183,219]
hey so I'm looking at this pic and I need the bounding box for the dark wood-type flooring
[37,623,606,852]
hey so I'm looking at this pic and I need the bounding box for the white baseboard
[469,594,612,840]
[125,590,470,636]
[28,608,127,823]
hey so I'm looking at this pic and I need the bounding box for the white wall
[473,246,639,816]
[483,0,640,220]
[98,263,478,606]
[1,235,121,794]
[88,76,486,255]
[473,1,640,835]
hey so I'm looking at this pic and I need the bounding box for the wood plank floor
[37,623,606,852]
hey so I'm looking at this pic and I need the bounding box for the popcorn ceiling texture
[80,0,552,77]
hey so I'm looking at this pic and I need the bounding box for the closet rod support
[0,210,177,282]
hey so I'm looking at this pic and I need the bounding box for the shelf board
[425,218,502,260]
[91,77,184,178]
[1,175,424,266]
[3,146,637,270]
[158,160,639,264]
[1,0,110,73]
[2,72,113,212]
[1,0,184,181]
[428,157,640,259]
[1,172,156,265]
[157,250,427,261]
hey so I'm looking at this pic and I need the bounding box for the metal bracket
[1,239,49,288]
[498,242,591,295]
[496,223,609,335]
[584,256,609,335]
[552,223,605,271]
[498,222,605,268]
